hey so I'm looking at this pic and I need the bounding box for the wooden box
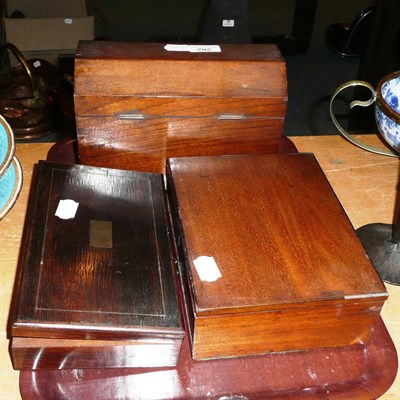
[9,161,184,369]
[74,41,292,174]
[167,153,388,360]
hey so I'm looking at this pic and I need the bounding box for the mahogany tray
[17,139,398,399]
[19,318,397,399]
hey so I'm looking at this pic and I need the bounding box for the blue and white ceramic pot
[330,71,400,157]
[375,71,400,152]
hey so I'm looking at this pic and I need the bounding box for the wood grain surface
[7,161,183,369]
[167,153,388,359]
[74,41,289,173]
[74,41,287,98]
[10,162,182,340]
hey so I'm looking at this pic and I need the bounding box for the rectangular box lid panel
[167,153,387,316]
[74,41,286,100]
[11,161,183,341]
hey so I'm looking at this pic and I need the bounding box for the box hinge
[218,114,247,120]
[117,113,145,120]
[344,292,388,300]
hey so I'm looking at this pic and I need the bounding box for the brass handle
[4,42,44,106]
[329,80,398,158]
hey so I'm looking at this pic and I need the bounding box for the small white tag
[164,44,221,53]
[64,18,73,24]
[222,19,235,27]
[55,199,79,220]
[33,60,41,68]
[193,256,222,282]
[164,44,190,52]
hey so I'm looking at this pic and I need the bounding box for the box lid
[74,41,287,118]
[11,161,183,341]
[167,153,387,317]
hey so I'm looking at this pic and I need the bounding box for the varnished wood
[77,118,287,173]
[74,41,286,98]
[1,136,399,399]
[19,319,398,399]
[167,153,388,359]
[74,41,289,173]
[11,337,181,370]
[9,161,183,369]
[75,97,287,118]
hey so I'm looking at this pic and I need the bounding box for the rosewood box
[167,153,388,360]
[74,40,292,174]
[9,161,184,369]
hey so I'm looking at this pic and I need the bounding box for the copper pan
[0,43,57,140]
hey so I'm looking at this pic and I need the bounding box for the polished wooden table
[0,135,399,399]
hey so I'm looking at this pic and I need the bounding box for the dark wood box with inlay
[9,161,184,369]
[167,153,388,360]
[74,40,293,174]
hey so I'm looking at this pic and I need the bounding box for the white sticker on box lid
[33,60,41,68]
[164,44,221,53]
[193,256,222,282]
[55,199,79,220]
[64,18,73,24]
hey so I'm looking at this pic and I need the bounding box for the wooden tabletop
[0,135,399,399]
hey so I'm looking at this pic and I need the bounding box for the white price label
[193,256,222,282]
[222,19,235,27]
[55,199,79,220]
[164,44,221,53]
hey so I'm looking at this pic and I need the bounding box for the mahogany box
[166,153,388,360]
[9,161,184,369]
[74,40,292,174]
